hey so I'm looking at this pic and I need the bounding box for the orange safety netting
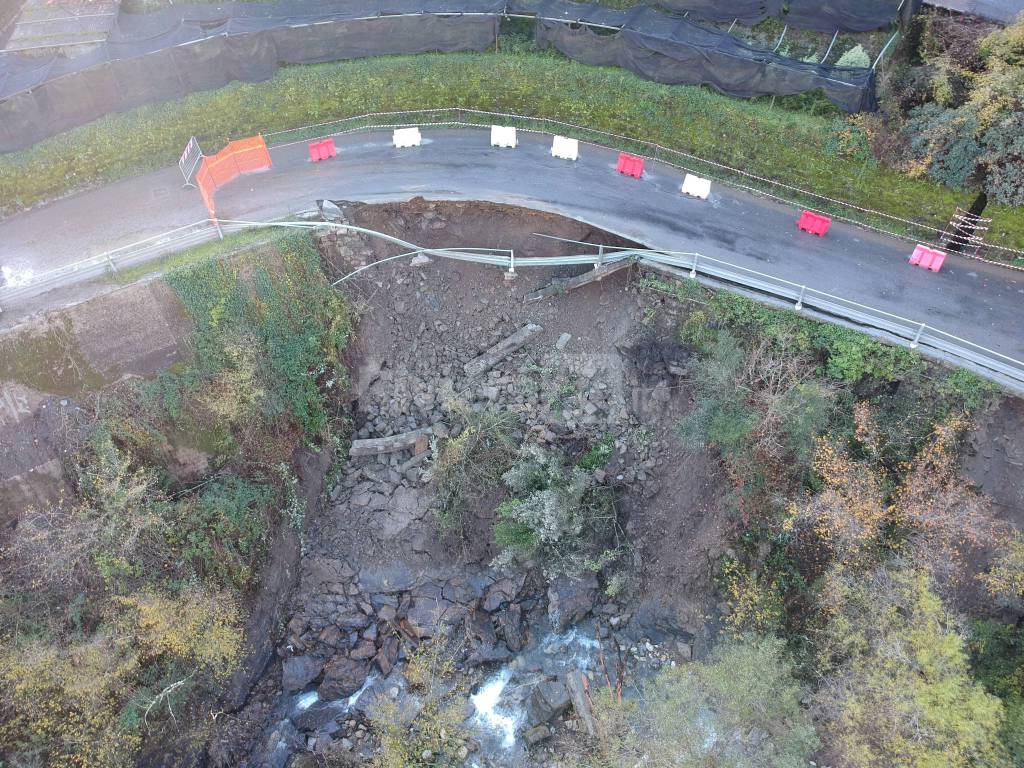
[195,135,272,217]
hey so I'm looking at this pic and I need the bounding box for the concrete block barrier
[393,127,422,148]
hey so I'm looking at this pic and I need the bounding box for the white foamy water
[470,667,521,749]
[345,673,378,708]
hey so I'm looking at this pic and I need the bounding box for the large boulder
[526,679,572,728]
[547,574,598,631]
[497,604,525,653]
[482,574,526,612]
[282,656,323,693]
[319,655,370,700]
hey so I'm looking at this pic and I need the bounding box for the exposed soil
[964,396,1024,528]
[209,199,734,766]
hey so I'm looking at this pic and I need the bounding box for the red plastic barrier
[195,135,273,217]
[796,210,832,237]
[616,152,644,179]
[909,244,947,273]
[308,138,337,162]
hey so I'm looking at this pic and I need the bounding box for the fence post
[795,285,806,311]
[911,322,926,349]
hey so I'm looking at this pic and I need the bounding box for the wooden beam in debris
[566,669,597,738]
[349,427,434,458]
[525,260,633,303]
[464,323,543,377]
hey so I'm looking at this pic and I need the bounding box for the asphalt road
[1,128,1022,363]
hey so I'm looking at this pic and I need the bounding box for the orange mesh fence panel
[195,135,272,218]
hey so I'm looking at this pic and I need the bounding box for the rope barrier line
[258,108,1024,268]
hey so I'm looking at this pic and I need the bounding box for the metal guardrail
[230,221,1024,390]
[2,213,1023,394]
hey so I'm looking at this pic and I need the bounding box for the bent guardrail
[2,216,1022,394]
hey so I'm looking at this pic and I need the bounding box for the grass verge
[1,48,1021,257]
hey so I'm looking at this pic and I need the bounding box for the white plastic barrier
[393,127,422,148]
[490,125,517,148]
[550,135,579,161]
[681,173,711,200]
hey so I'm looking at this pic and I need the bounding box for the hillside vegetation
[0,233,350,766]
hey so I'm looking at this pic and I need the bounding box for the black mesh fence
[533,12,875,113]
[653,0,922,31]
[0,0,881,153]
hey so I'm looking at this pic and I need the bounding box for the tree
[492,444,618,578]
[814,563,1005,768]
[592,634,818,768]
[981,110,1024,206]
[902,104,983,189]
[787,437,888,561]
[894,415,1004,584]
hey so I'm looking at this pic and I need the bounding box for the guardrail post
[911,322,926,349]
[106,255,118,275]
[505,249,516,281]
[795,285,806,311]
[596,244,605,269]
[690,253,699,279]
[213,218,224,240]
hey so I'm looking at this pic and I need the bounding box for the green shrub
[810,324,922,384]
[166,477,273,589]
[903,104,983,189]
[429,404,519,533]
[982,110,1024,206]
[578,434,615,470]
[492,444,618,578]
[837,44,871,68]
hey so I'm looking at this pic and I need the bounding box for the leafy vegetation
[493,444,620,578]
[2,45,1022,255]
[591,634,818,768]
[0,233,350,766]
[881,15,1024,212]
[428,402,519,534]
[638,268,1021,764]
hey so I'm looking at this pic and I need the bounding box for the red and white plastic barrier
[393,127,422,148]
[909,244,946,273]
[797,210,832,237]
[681,173,711,200]
[551,135,579,161]
[490,125,517,148]
[616,152,644,179]
[308,138,337,162]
